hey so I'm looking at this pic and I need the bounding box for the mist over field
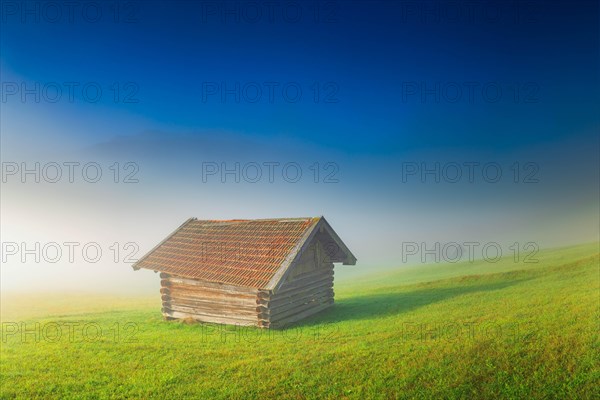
[1,122,598,294]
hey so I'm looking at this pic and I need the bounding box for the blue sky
[2,0,598,151]
[1,0,598,292]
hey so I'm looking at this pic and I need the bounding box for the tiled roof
[133,217,321,289]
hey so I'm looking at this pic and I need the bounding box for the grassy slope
[1,243,599,399]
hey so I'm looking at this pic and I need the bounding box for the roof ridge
[193,217,319,223]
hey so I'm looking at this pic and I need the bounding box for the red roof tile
[134,217,321,289]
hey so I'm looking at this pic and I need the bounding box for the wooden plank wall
[160,273,260,326]
[257,240,335,328]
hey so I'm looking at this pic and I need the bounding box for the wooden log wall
[160,239,337,328]
[257,262,335,329]
[256,238,336,328]
[160,273,260,326]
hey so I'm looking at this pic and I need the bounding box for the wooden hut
[133,217,357,328]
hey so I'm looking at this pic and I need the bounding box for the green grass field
[1,243,599,399]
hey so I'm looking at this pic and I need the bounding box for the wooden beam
[162,284,258,301]
[163,296,255,310]
[162,309,260,327]
[257,288,334,311]
[163,275,258,295]
[279,268,334,291]
[162,305,258,322]
[260,278,333,302]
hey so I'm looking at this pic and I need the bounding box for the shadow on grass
[282,277,531,329]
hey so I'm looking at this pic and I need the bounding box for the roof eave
[132,217,197,271]
[319,216,358,266]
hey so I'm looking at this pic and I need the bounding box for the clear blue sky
[2,0,598,151]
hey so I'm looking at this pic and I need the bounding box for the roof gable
[133,217,356,290]
[265,217,357,292]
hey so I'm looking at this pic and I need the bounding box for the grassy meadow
[1,242,599,399]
